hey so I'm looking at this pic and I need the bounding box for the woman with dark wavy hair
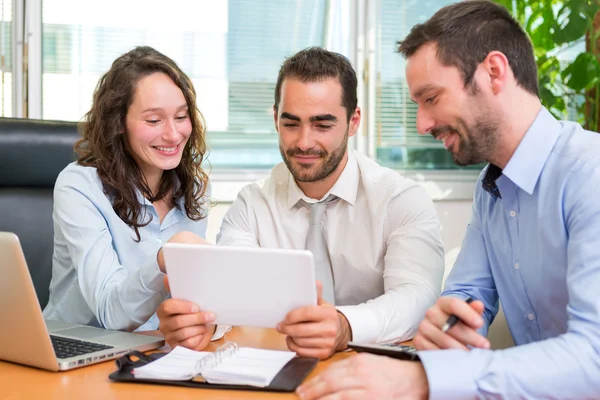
[43,47,216,343]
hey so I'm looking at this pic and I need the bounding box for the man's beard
[431,92,499,167]
[280,131,348,182]
[432,116,498,166]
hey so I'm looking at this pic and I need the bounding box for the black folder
[109,350,319,393]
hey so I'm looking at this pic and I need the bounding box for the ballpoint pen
[441,297,474,333]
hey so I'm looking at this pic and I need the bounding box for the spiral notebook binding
[194,341,239,374]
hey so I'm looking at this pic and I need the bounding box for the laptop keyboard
[50,335,114,359]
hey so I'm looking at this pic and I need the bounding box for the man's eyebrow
[412,84,439,101]
[309,114,337,122]
[280,112,301,121]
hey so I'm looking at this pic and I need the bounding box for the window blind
[41,0,327,169]
[375,0,470,170]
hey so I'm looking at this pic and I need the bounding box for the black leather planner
[109,350,319,393]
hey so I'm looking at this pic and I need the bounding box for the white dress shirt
[217,149,444,343]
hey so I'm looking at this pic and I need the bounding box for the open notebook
[132,343,296,388]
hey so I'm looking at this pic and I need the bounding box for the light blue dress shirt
[43,162,208,332]
[419,107,600,399]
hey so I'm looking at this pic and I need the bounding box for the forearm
[93,254,168,331]
[420,332,600,399]
[337,283,439,343]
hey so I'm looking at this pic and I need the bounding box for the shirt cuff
[335,305,380,343]
[211,325,232,341]
[419,349,487,400]
[138,251,168,297]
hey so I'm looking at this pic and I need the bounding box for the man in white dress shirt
[157,47,444,359]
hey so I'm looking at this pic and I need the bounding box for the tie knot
[307,195,337,226]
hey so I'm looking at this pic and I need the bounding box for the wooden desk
[0,327,358,399]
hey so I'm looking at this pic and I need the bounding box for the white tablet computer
[163,243,317,328]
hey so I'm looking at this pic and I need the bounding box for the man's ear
[482,50,510,95]
[348,107,361,138]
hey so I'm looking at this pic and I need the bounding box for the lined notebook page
[133,346,296,387]
[133,346,210,380]
[203,347,295,387]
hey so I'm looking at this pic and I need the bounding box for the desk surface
[0,327,359,399]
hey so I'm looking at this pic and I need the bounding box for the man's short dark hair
[274,47,358,122]
[397,0,539,97]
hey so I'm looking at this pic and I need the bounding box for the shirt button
[527,313,535,321]
[509,210,517,217]
[514,262,520,269]
[156,238,163,244]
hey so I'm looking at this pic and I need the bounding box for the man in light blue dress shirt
[297,1,600,399]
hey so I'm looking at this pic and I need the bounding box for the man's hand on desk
[157,277,216,351]
[413,296,490,351]
[276,282,352,360]
[296,353,429,400]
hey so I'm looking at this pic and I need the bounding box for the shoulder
[235,161,288,201]
[351,151,440,225]
[54,162,105,202]
[354,150,423,199]
[539,122,600,196]
[55,162,101,190]
[551,122,600,168]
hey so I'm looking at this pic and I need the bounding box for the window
[38,0,484,175]
[0,0,11,117]
[374,0,470,170]
[41,0,334,170]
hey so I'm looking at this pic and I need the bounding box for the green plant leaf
[495,0,599,130]
[562,53,600,91]
[552,10,588,44]
[540,85,558,109]
[495,0,513,10]
[554,96,566,112]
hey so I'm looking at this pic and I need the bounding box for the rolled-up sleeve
[338,184,445,343]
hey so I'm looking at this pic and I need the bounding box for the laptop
[0,232,164,371]
[163,243,317,328]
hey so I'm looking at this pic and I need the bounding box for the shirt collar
[286,150,359,210]
[132,174,186,209]
[501,107,562,195]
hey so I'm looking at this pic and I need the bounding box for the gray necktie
[305,195,337,305]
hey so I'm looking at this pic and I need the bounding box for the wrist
[336,311,352,351]
[411,362,430,400]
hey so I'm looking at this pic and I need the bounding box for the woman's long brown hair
[75,46,210,241]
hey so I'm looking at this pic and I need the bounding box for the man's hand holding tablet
[158,244,319,352]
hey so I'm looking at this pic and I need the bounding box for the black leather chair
[0,118,79,309]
